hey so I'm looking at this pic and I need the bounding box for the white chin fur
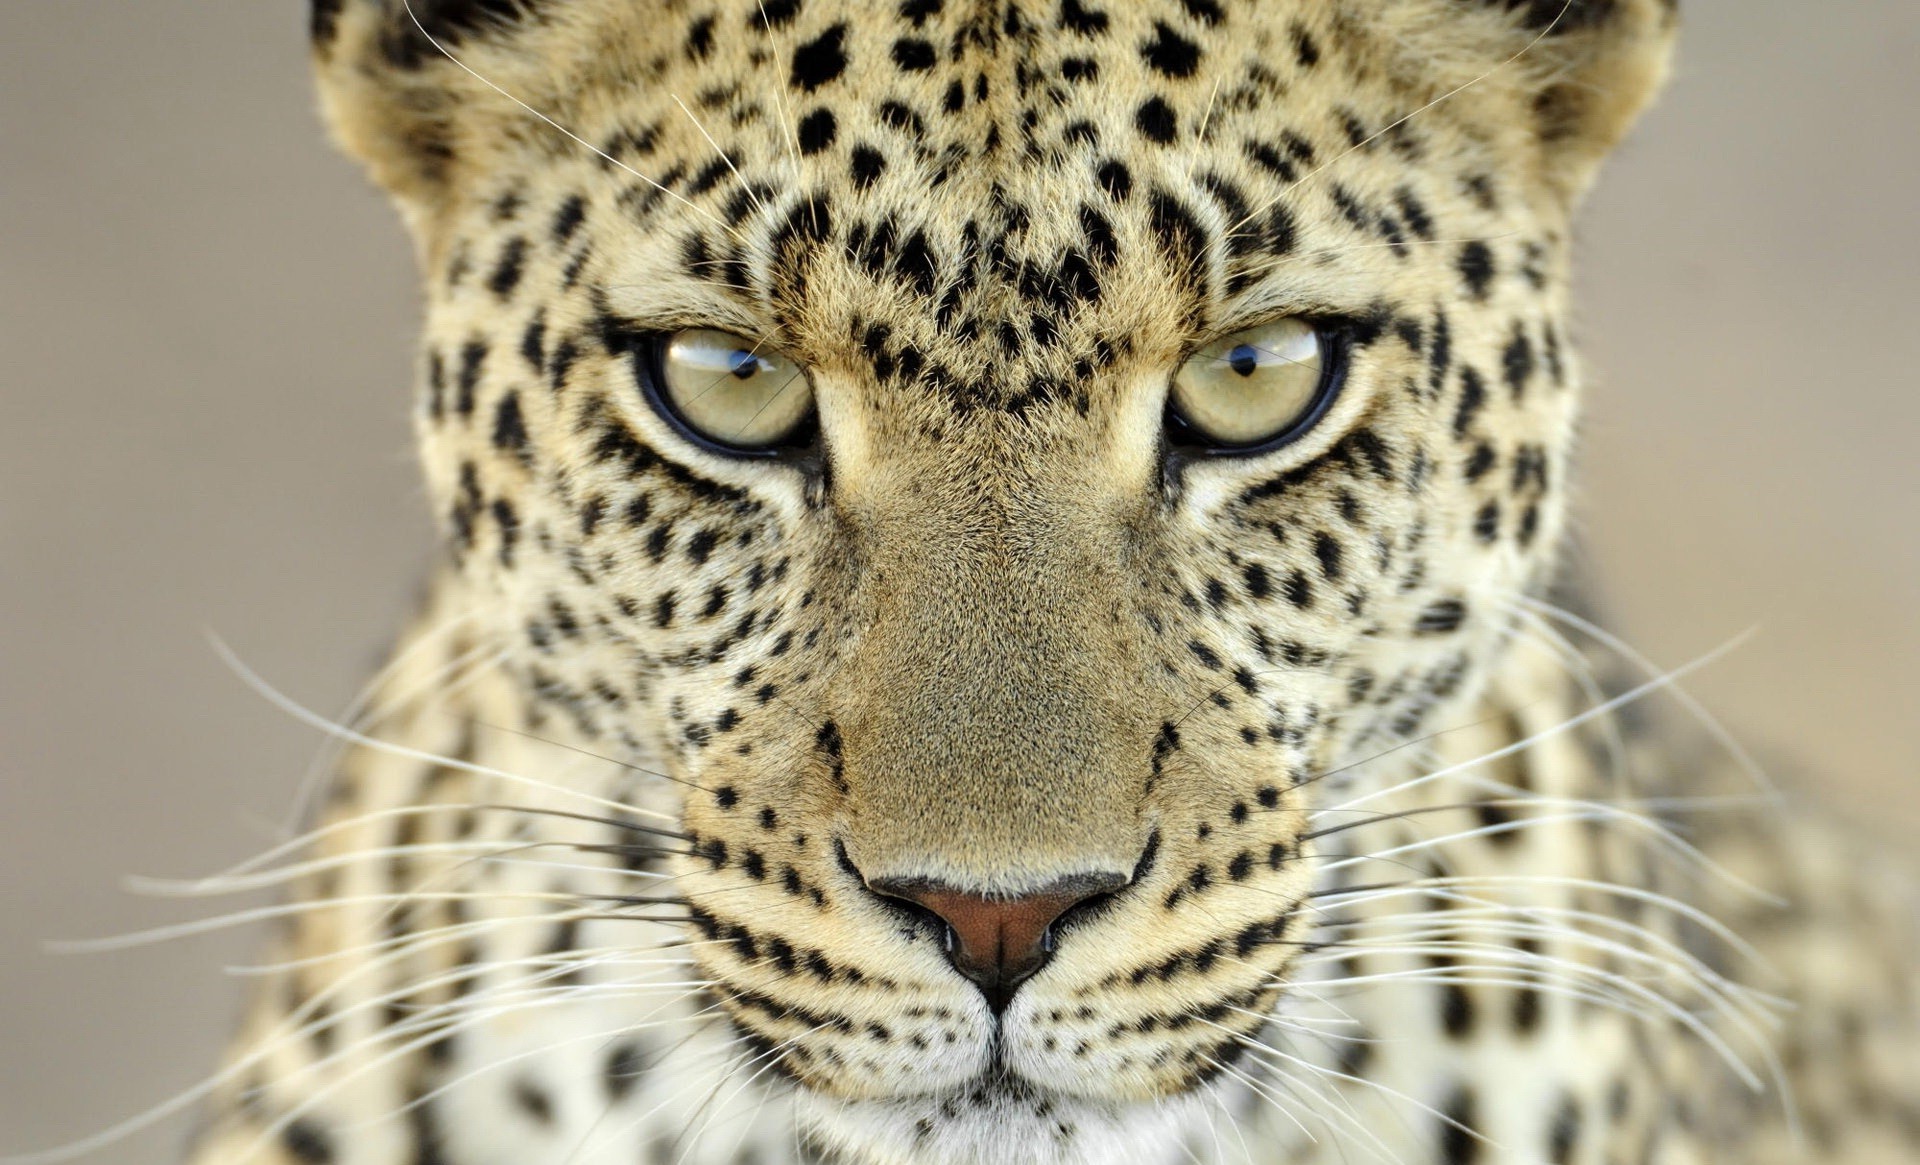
[798,1085,1216,1165]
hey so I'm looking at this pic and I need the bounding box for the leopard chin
[800,1083,1215,1165]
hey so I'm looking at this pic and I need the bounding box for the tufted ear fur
[309,0,567,213]
[1375,0,1678,205]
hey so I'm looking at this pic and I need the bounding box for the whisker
[209,635,679,823]
[1320,629,1755,818]
[1517,596,1779,797]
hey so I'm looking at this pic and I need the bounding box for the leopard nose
[869,873,1128,1012]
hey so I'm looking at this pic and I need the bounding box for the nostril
[868,872,1129,1012]
[869,882,956,947]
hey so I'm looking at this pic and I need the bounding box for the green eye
[1167,318,1341,451]
[639,328,816,454]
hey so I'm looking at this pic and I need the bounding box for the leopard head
[313,0,1674,1157]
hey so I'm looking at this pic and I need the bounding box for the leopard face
[312,0,1673,1157]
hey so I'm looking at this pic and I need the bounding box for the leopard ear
[1382,0,1679,204]
[309,0,558,209]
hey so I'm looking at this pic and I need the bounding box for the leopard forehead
[309,0,1676,1126]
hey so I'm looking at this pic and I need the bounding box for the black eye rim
[1163,318,1354,457]
[629,330,820,460]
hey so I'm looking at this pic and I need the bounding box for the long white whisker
[209,634,681,823]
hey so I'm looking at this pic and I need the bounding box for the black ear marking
[311,0,347,46]
[388,0,553,67]
[311,0,554,66]
[1472,0,1625,34]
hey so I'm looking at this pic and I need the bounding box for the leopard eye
[1167,318,1343,452]
[638,328,816,454]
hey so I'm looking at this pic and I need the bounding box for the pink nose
[870,874,1127,1011]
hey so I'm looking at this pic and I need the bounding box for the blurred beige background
[2,2,1914,1160]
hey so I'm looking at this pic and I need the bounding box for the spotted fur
[182,2,1917,1162]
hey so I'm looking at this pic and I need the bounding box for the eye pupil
[728,349,759,379]
[1227,345,1260,377]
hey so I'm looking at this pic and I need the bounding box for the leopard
[158,0,1919,1162]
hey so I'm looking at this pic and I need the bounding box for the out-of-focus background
[1,2,1914,1159]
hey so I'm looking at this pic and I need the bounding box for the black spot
[1518,504,1540,546]
[283,1119,335,1164]
[1135,96,1178,144]
[1495,0,1621,34]
[1473,500,1500,542]
[895,230,938,296]
[891,37,936,70]
[512,1077,554,1125]
[1290,22,1321,68]
[685,14,715,59]
[520,313,546,371]
[491,391,529,460]
[1440,1085,1480,1164]
[1096,159,1133,200]
[1241,562,1272,599]
[1312,531,1344,580]
[379,0,548,69]
[1441,984,1474,1037]
[1457,241,1496,300]
[1416,598,1468,634]
[685,158,731,198]
[1245,139,1298,183]
[487,236,528,298]
[490,498,519,565]
[878,100,923,135]
[1395,187,1435,239]
[1147,189,1208,284]
[1502,326,1535,397]
[551,195,586,243]
[547,336,579,393]
[1180,0,1224,23]
[849,145,886,188]
[455,340,487,417]
[753,0,801,27]
[311,0,344,45]
[1548,1093,1582,1162]
[790,24,849,91]
[1463,442,1496,482]
[1452,367,1487,436]
[1060,0,1110,35]
[797,108,838,154]
[1514,983,1542,1031]
[1262,202,1298,256]
[604,1040,646,1102]
[1141,22,1201,77]
[623,494,651,528]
